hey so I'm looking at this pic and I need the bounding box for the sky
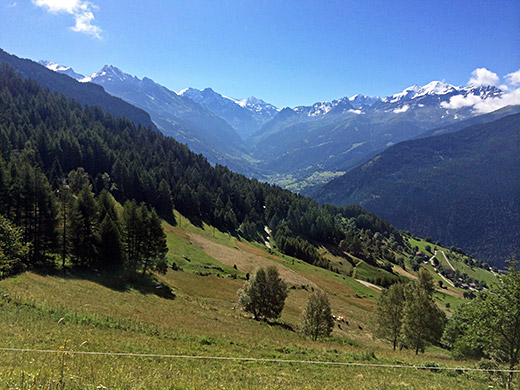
[1,0,519,107]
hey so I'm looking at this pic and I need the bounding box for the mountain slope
[38,60,85,80]
[0,62,409,278]
[179,88,279,139]
[417,105,520,138]
[313,113,520,266]
[0,49,156,130]
[83,65,256,175]
[249,82,505,183]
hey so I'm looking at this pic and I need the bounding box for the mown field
[0,217,510,389]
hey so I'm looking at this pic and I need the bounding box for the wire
[1,347,519,373]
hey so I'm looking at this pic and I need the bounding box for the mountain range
[1,49,517,265]
[38,58,511,188]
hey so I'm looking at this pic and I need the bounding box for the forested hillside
[313,114,520,267]
[0,64,407,278]
[0,49,156,130]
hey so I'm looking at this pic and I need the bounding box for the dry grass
[188,232,317,288]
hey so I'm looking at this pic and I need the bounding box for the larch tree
[401,270,445,354]
[376,282,405,350]
[302,290,334,341]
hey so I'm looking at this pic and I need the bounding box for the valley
[0,46,518,390]
[32,52,519,267]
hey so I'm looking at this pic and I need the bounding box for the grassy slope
[0,215,505,389]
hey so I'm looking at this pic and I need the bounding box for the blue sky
[1,0,519,107]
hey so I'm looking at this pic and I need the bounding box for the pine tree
[122,200,143,272]
[141,208,168,274]
[156,178,175,225]
[98,214,124,268]
[56,181,73,268]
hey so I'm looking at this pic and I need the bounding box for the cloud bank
[32,0,102,39]
[468,68,499,87]
[441,68,520,114]
[506,69,520,86]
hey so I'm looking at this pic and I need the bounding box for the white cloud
[440,94,482,110]
[440,67,520,114]
[468,68,499,87]
[393,105,409,114]
[441,89,520,114]
[473,89,520,113]
[506,69,520,86]
[32,0,102,39]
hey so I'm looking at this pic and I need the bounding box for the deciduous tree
[302,291,334,340]
[238,266,287,321]
[443,261,520,389]
[376,282,405,350]
[401,270,445,354]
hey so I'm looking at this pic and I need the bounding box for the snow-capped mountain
[349,94,381,109]
[80,64,135,84]
[235,96,279,115]
[79,65,255,175]
[39,60,85,80]
[41,58,516,190]
[382,81,457,103]
[381,81,503,107]
[250,80,509,181]
[179,88,279,139]
[293,96,376,117]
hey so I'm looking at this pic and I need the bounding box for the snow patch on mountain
[38,60,85,80]
[383,81,456,103]
[348,109,364,115]
[349,94,381,108]
[441,87,520,114]
[84,65,132,83]
[393,105,410,114]
[237,96,280,113]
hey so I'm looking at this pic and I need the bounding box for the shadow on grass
[265,319,295,332]
[34,266,176,300]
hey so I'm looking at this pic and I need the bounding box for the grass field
[0,218,511,389]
